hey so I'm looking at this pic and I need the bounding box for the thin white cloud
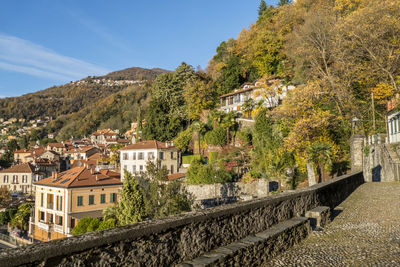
[0,33,109,81]
[66,9,132,53]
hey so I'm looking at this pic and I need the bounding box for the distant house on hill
[90,129,119,145]
[119,140,180,181]
[219,79,295,119]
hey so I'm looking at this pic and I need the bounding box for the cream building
[0,163,39,194]
[31,167,122,242]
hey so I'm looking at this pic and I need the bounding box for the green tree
[0,187,11,208]
[278,0,292,6]
[258,0,267,16]
[205,127,227,147]
[97,219,117,231]
[116,171,146,225]
[186,160,233,185]
[10,203,33,232]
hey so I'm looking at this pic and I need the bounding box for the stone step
[305,206,331,229]
[177,217,310,267]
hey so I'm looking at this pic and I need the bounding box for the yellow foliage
[371,83,395,105]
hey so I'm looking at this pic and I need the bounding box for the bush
[182,154,204,165]
[186,160,234,185]
[208,152,219,163]
[204,127,227,146]
[71,217,101,236]
[97,219,117,231]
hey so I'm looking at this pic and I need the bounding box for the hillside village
[0,0,399,258]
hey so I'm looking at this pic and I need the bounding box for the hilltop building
[31,166,122,241]
[219,80,294,119]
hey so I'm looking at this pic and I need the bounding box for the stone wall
[185,179,271,208]
[0,172,364,267]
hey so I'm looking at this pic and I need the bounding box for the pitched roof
[14,148,32,154]
[119,140,176,151]
[0,163,35,173]
[34,167,122,188]
[168,173,186,181]
[47,142,65,148]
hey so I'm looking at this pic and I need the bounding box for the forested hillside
[0,67,168,120]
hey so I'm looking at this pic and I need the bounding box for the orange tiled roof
[0,163,35,173]
[168,173,186,181]
[47,142,65,148]
[120,140,176,151]
[34,167,122,188]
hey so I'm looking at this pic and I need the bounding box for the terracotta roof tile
[120,140,176,151]
[0,163,35,173]
[34,167,122,188]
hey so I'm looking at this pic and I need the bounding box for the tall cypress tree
[136,107,142,141]
[258,0,267,16]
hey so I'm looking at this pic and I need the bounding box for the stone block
[305,206,331,229]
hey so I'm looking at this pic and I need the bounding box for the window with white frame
[22,175,27,183]
[132,152,136,160]
[12,175,18,184]
[3,175,8,183]
[132,165,136,173]
[138,152,144,160]
[123,153,128,160]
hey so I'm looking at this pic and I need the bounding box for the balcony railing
[38,222,49,231]
[54,224,63,233]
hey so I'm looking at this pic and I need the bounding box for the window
[132,165,136,173]
[138,152,144,160]
[170,152,174,160]
[59,196,63,210]
[139,165,143,172]
[159,152,164,160]
[132,152,136,160]
[229,97,233,105]
[3,175,8,183]
[101,194,106,204]
[56,196,63,211]
[41,193,44,207]
[58,216,63,226]
[22,175,27,183]
[124,165,127,170]
[148,152,154,160]
[40,211,45,221]
[12,175,18,184]
[170,165,174,174]
[110,193,116,203]
[77,196,83,206]
[56,196,59,210]
[123,153,128,160]
[89,195,95,205]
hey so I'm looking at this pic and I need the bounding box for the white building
[219,80,295,117]
[388,110,400,143]
[119,140,180,181]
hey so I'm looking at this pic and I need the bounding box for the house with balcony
[119,140,180,181]
[31,166,122,242]
[65,146,98,161]
[219,80,295,119]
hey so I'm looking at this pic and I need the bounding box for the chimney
[52,172,57,180]
[95,175,99,181]
[90,168,95,174]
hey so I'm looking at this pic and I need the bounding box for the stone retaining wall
[0,172,364,267]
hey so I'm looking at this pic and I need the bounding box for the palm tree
[308,142,333,183]
[192,121,205,155]
[221,111,238,145]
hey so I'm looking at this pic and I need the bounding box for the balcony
[54,224,63,233]
[38,222,49,231]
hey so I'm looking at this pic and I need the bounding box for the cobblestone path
[266,182,400,267]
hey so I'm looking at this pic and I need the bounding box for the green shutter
[56,196,59,210]
[89,195,94,205]
[110,193,115,203]
[41,193,44,207]
[101,194,106,204]
[77,196,83,206]
[60,196,63,210]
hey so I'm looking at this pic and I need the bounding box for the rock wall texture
[0,172,364,267]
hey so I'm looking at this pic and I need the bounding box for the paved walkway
[266,182,400,267]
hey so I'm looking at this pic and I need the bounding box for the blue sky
[0,0,278,97]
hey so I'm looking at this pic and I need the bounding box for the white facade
[120,148,158,181]
[388,110,400,143]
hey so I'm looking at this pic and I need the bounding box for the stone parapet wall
[0,172,364,267]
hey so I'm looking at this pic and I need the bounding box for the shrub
[186,160,234,185]
[97,219,117,231]
[208,152,219,163]
[182,154,204,165]
[205,127,227,146]
[72,217,101,236]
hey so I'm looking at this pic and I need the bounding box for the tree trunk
[307,162,317,186]
[277,172,282,191]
